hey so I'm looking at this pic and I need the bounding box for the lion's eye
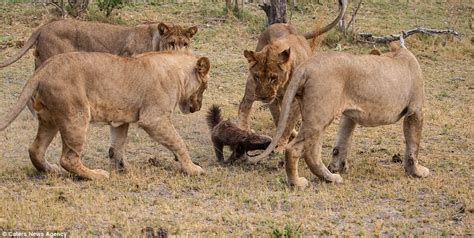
[254,76,260,81]
[270,76,278,82]
[184,43,189,47]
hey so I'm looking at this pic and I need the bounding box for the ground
[0,1,472,236]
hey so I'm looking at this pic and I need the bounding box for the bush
[97,0,123,17]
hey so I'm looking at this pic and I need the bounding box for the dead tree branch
[48,0,67,17]
[346,0,362,31]
[358,27,461,44]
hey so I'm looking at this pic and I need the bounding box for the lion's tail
[303,0,347,40]
[247,65,308,163]
[206,104,223,130]
[0,73,41,130]
[0,27,41,68]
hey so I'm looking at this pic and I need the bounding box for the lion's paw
[328,160,348,173]
[183,164,205,176]
[110,161,128,173]
[90,169,110,180]
[406,164,430,178]
[289,177,309,189]
[328,173,343,184]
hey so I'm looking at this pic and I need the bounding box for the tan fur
[238,0,347,150]
[0,52,210,180]
[0,19,198,68]
[249,48,430,188]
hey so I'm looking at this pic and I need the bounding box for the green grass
[0,0,473,236]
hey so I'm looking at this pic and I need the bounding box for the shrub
[97,0,123,17]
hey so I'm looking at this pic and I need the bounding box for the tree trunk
[260,0,287,26]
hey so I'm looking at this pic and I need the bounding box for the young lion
[249,42,429,188]
[0,19,198,69]
[239,0,347,151]
[0,51,210,180]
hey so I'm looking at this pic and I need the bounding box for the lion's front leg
[285,133,309,189]
[302,127,343,184]
[109,123,129,173]
[269,99,300,153]
[138,116,204,176]
[237,76,256,130]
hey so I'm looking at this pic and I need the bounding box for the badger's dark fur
[206,105,272,163]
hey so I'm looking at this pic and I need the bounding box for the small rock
[451,77,465,81]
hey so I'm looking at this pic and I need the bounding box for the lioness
[0,19,198,69]
[0,51,210,179]
[249,43,430,188]
[239,0,347,150]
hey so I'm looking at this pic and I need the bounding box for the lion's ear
[186,26,198,38]
[369,49,382,55]
[278,48,291,64]
[197,57,210,79]
[244,50,256,64]
[158,23,170,36]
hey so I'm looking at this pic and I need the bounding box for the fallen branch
[358,27,461,44]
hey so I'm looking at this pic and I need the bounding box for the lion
[238,0,347,151]
[206,105,272,164]
[248,41,430,188]
[0,51,210,180]
[0,19,198,69]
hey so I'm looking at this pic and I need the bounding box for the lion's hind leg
[58,117,109,180]
[28,119,61,174]
[403,110,429,178]
[328,115,356,173]
[109,124,129,173]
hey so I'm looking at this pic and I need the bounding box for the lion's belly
[342,104,407,127]
[342,76,412,127]
[89,104,139,125]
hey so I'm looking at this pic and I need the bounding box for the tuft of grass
[271,223,302,238]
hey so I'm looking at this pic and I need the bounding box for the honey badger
[206,105,272,163]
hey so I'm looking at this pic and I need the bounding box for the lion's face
[244,48,292,103]
[179,57,210,114]
[157,23,197,51]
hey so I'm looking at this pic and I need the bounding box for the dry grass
[0,1,473,236]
